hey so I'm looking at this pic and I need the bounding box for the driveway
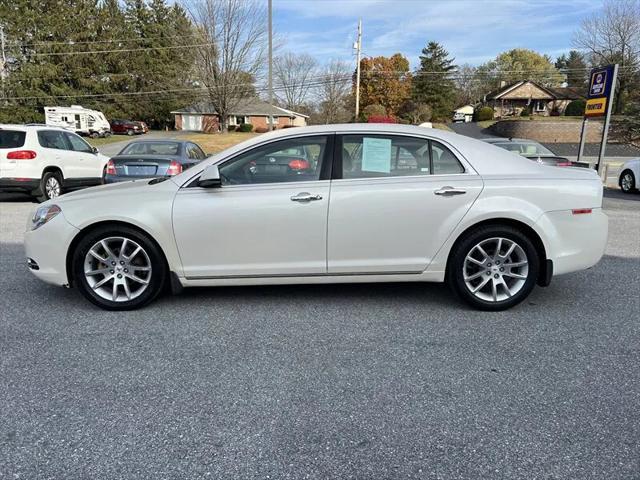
[1,192,639,479]
[449,122,496,139]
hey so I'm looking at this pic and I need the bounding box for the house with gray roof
[171,98,308,132]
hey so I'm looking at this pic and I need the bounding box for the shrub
[363,104,386,120]
[474,106,494,121]
[238,123,254,132]
[564,100,586,116]
[227,125,237,132]
[255,126,268,133]
[519,107,530,117]
[367,115,397,124]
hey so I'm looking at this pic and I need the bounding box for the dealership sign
[584,65,615,118]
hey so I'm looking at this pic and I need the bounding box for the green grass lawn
[86,135,134,147]
[181,132,260,155]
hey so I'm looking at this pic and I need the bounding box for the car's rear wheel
[620,170,636,193]
[36,171,63,202]
[72,226,167,310]
[448,225,539,311]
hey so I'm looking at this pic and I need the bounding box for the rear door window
[0,130,26,148]
[37,130,70,150]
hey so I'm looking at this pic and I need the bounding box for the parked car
[482,138,589,168]
[24,124,607,311]
[110,119,143,136]
[618,158,639,193]
[1,124,109,202]
[104,140,207,183]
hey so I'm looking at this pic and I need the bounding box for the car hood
[56,177,178,204]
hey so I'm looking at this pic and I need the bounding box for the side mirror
[91,146,99,154]
[198,164,222,188]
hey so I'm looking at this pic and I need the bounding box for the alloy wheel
[621,173,634,192]
[83,236,152,302]
[45,177,61,199]
[463,237,529,303]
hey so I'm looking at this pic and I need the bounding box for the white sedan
[618,158,639,193]
[24,124,608,311]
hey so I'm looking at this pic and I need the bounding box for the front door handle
[434,186,466,196]
[291,192,323,202]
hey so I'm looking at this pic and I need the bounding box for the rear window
[0,130,26,148]
[121,142,180,156]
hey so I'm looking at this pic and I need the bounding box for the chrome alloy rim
[463,237,529,302]
[621,173,633,191]
[46,177,61,199]
[84,237,152,302]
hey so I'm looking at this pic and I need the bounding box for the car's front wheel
[620,170,636,193]
[448,225,540,311]
[72,226,167,310]
[36,171,63,202]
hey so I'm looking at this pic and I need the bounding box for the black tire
[72,225,167,310]
[127,129,134,136]
[619,170,636,193]
[447,225,540,311]
[36,171,63,203]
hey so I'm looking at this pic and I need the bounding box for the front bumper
[24,210,80,286]
[535,208,608,276]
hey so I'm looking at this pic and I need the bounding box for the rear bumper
[0,178,39,192]
[535,208,608,276]
[104,174,168,184]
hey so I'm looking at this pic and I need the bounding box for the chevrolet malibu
[24,124,608,311]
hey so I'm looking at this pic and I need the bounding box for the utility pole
[0,23,6,106]
[267,0,273,131]
[354,19,361,121]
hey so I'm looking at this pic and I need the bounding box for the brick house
[484,80,584,118]
[172,98,308,133]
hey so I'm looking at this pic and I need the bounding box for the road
[1,192,639,479]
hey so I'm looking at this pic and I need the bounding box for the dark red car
[110,119,143,136]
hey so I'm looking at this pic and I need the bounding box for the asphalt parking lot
[1,191,639,479]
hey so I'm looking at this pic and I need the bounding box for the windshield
[494,141,555,156]
[121,142,180,156]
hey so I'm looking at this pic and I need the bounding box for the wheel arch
[42,165,65,180]
[65,220,170,288]
[445,217,550,286]
[619,168,635,187]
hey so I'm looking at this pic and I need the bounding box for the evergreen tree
[412,42,457,121]
[555,50,588,88]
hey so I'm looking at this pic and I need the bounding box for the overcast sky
[273,0,602,67]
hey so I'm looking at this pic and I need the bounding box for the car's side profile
[110,119,143,136]
[0,124,109,202]
[618,158,639,193]
[24,124,608,311]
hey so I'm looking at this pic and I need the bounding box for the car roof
[0,124,72,132]
[111,154,182,160]
[123,139,184,144]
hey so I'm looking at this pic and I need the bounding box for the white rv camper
[44,105,111,137]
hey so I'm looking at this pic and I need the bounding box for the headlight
[31,204,61,230]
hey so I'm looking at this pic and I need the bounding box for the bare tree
[317,59,351,124]
[273,51,317,111]
[454,64,484,106]
[190,0,267,131]
[573,0,640,113]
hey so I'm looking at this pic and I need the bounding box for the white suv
[0,124,109,202]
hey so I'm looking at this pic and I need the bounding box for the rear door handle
[291,192,323,202]
[434,186,466,196]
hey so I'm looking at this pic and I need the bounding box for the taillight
[7,150,37,160]
[572,208,592,215]
[167,161,182,176]
[288,159,310,170]
[105,160,116,175]
[556,162,573,167]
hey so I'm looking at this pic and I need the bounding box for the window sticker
[361,137,391,173]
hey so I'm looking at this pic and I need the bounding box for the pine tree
[412,42,457,121]
[555,50,588,89]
